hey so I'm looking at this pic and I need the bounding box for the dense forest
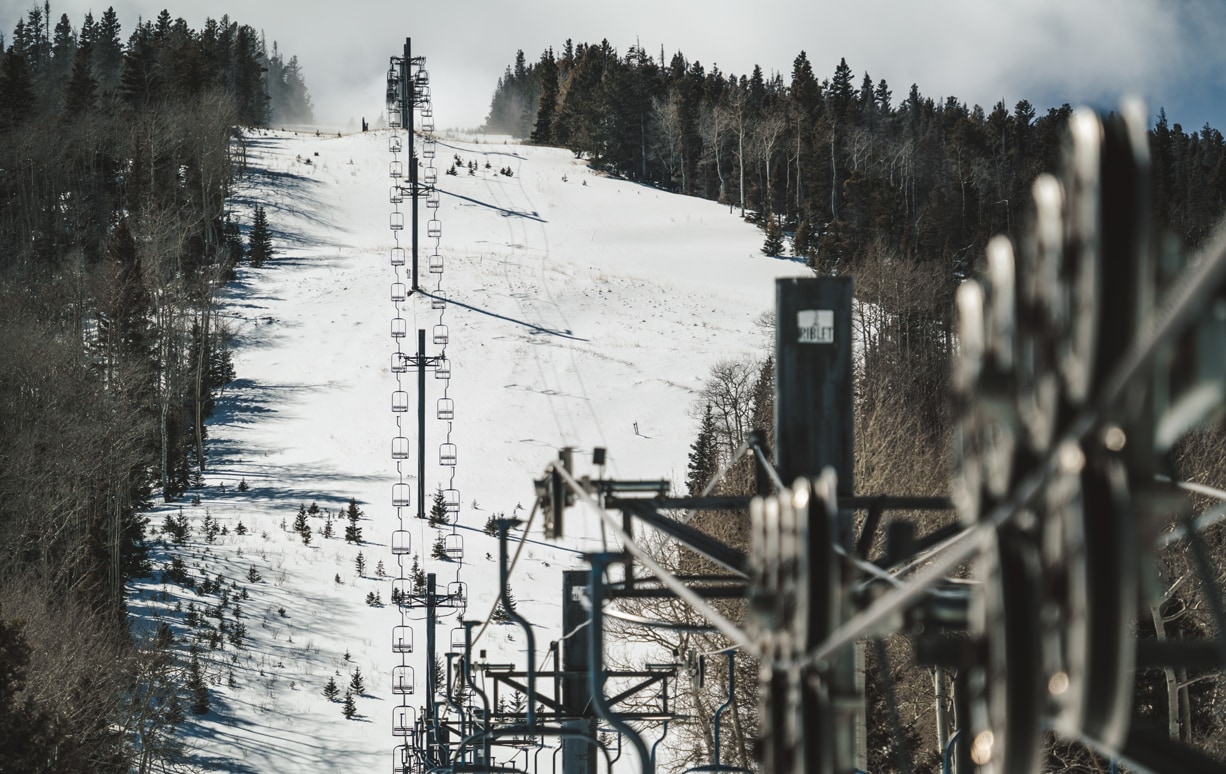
[487,41,1226,772]
[0,5,309,770]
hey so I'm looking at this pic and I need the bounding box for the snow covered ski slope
[128,127,809,772]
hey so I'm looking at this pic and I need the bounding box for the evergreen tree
[429,486,448,525]
[410,554,425,593]
[0,49,37,129]
[63,38,96,115]
[531,47,558,145]
[761,212,784,256]
[323,676,339,701]
[354,551,366,576]
[293,504,311,544]
[375,559,386,577]
[248,205,273,266]
[431,533,447,561]
[187,648,209,714]
[686,404,720,496]
[342,691,356,719]
[344,497,363,543]
[349,667,365,696]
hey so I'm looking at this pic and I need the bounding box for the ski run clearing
[126,127,810,773]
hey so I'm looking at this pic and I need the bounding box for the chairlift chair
[392,578,413,605]
[450,627,466,652]
[393,745,412,774]
[443,488,460,515]
[424,167,438,187]
[421,114,435,133]
[415,69,429,86]
[435,357,451,380]
[392,665,416,695]
[432,324,449,345]
[427,219,442,239]
[439,443,457,466]
[446,580,467,606]
[389,135,402,153]
[437,397,455,420]
[387,112,401,129]
[389,185,403,205]
[392,706,416,737]
[390,245,406,266]
[444,534,464,562]
[429,253,444,274]
[391,282,407,302]
[431,290,447,310]
[391,529,412,554]
[422,140,435,160]
[392,626,414,654]
[390,353,407,374]
[391,317,407,338]
[392,482,411,507]
[426,189,440,209]
[389,211,404,231]
[392,436,410,459]
[389,159,403,178]
[392,391,409,412]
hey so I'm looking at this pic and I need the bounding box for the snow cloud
[5,0,1225,132]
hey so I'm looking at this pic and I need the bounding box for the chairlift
[387,112,401,129]
[392,577,413,605]
[389,135,402,153]
[423,166,438,187]
[426,189,440,209]
[390,353,407,374]
[392,706,416,737]
[389,211,404,231]
[435,357,451,380]
[427,219,442,239]
[421,114,435,133]
[391,282,407,302]
[430,290,447,310]
[437,397,455,420]
[392,436,410,459]
[415,69,429,86]
[391,316,407,339]
[389,160,403,179]
[392,665,416,695]
[391,529,412,554]
[443,488,460,515]
[422,141,435,160]
[446,580,467,606]
[432,324,449,345]
[444,533,464,562]
[392,391,409,412]
[392,626,414,653]
[439,443,457,466]
[420,102,433,119]
[416,84,431,102]
[392,482,411,507]
[390,246,406,266]
[428,253,444,274]
[450,626,466,652]
[393,746,412,774]
[389,185,403,205]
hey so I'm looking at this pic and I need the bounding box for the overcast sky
[5,0,1226,134]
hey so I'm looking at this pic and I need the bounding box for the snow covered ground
[127,126,809,772]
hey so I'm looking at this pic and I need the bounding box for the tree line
[0,4,309,770]
[485,41,1226,271]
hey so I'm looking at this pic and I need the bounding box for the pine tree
[431,533,447,561]
[293,504,311,545]
[344,498,363,543]
[410,554,426,593]
[322,513,333,539]
[687,404,720,496]
[349,667,365,696]
[342,691,356,719]
[762,212,785,256]
[493,583,518,623]
[531,47,558,145]
[355,551,366,576]
[375,559,386,577]
[323,676,339,701]
[429,486,448,526]
[187,648,209,714]
[248,205,273,266]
